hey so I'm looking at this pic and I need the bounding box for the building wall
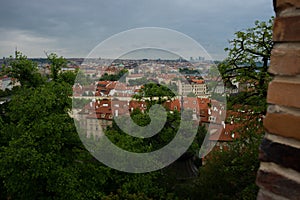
[0,77,12,91]
[178,81,208,97]
[256,1,300,199]
[86,118,110,139]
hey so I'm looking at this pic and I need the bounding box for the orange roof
[164,99,180,111]
[164,97,210,114]
[209,123,241,142]
[97,81,110,86]
[191,79,205,84]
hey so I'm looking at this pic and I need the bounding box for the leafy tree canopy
[2,51,44,88]
[218,17,274,111]
[134,82,176,104]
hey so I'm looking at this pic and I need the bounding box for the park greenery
[0,18,272,199]
[99,69,128,82]
[133,82,176,104]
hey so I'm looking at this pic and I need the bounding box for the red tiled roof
[191,79,205,84]
[209,123,241,142]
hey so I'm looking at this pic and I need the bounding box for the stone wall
[256,0,300,199]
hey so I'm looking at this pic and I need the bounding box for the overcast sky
[0,0,274,60]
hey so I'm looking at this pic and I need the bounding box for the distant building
[178,79,209,97]
[0,76,20,91]
[125,74,144,84]
[77,99,146,139]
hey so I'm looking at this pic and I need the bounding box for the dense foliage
[133,82,176,104]
[0,53,174,199]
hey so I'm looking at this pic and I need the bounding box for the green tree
[47,53,68,81]
[58,70,77,85]
[0,53,110,199]
[2,51,44,88]
[219,17,274,111]
[134,82,176,104]
[0,80,112,199]
[99,69,128,81]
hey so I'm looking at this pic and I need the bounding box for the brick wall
[256,0,300,199]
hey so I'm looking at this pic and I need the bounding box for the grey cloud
[0,0,274,59]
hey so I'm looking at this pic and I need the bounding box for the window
[209,116,216,122]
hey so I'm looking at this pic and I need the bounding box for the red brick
[269,44,300,75]
[257,190,272,200]
[275,0,300,13]
[259,138,300,172]
[264,112,300,140]
[267,79,300,109]
[256,169,300,199]
[257,190,286,200]
[273,16,300,42]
